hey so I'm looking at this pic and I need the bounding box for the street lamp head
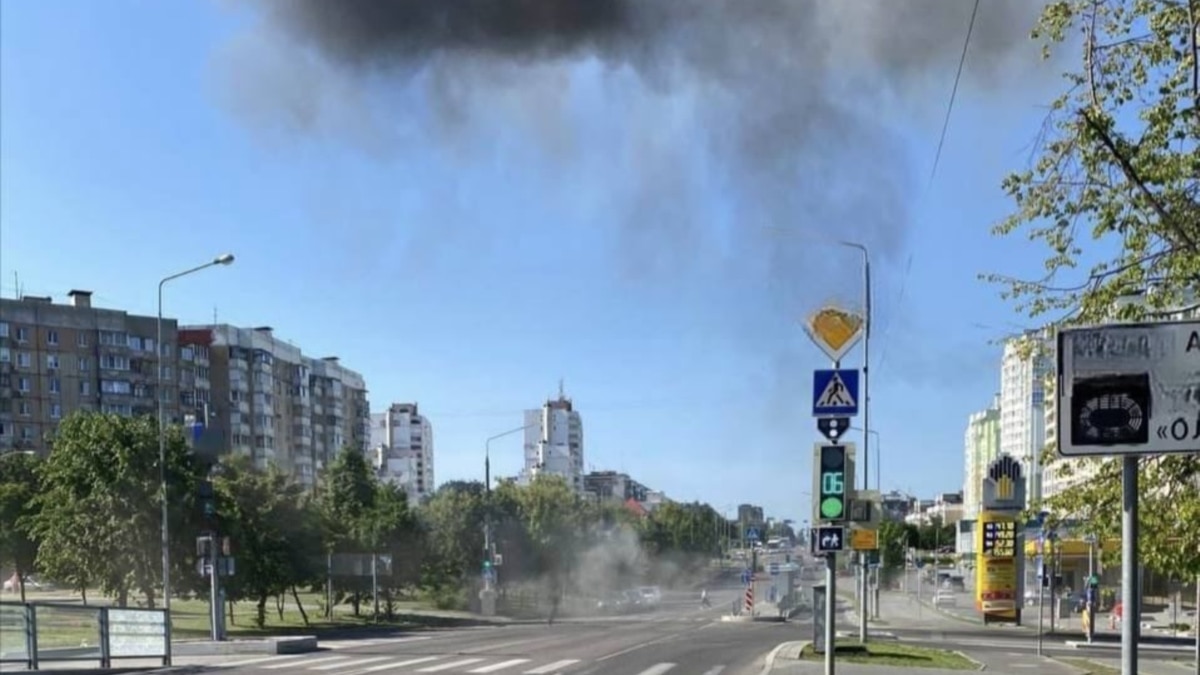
[213,253,235,266]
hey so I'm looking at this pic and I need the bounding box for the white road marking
[218,654,307,668]
[524,659,581,674]
[635,664,677,675]
[264,655,350,669]
[311,656,391,670]
[467,658,532,673]
[417,657,486,672]
[355,656,443,672]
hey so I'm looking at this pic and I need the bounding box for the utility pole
[840,241,871,643]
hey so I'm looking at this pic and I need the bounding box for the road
[2,583,817,675]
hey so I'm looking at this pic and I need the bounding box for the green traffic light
[820,497,843,519]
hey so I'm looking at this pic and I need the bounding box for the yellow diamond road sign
[803,306,866,362]
[850,528,878,551]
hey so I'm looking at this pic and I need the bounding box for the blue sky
[1,1,1066,523]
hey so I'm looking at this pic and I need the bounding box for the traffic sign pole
[825,551,836,675]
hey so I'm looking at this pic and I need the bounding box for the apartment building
[177,325,370,486]
[584,470,649,504]
[369,402,434,504]
[520,387,584,492]
[0,291,198,454]
[999,329,1051,506]
[962,394,1002,520]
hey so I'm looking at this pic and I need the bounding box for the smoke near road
[212,0,1051,385]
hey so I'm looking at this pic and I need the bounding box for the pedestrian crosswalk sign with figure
[811,526,845,553]
[812,369,859,418]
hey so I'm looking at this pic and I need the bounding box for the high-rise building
[962,394,1002,520]
[999,329,1050,506]
[178,325,370,486]
[0,291,197,454]
[520,386,583,492]
[369,403,434,504]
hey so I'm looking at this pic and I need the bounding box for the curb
[952,649,987,671]
[759,640,810,675]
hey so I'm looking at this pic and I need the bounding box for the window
[50,404,62,419]
[198,366,210,380]
[47,354,60,369]
[77,332,89,347]
[100,354,130,370]
[128,336,143,350]
[16,377,30,392]
[20,427,33,440]
[0,322,7,338]
[49,378,61,394]
[79,381,91,396]
[47,329,59,345]
[0,422,7,437]
[101,403,132,415]
[0,348,8,363]
[101,380,132,395]
[133,384,147,398]
[15,327,28,342]
[99,331,127,347]
[16,352,30,368]
[18,401,30,416]
[160,365,172,379]
[78,357,90,371]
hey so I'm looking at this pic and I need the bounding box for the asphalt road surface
[7,585,811,675]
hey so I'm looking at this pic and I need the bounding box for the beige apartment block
[0,291,198,455]
[178,324,370,486]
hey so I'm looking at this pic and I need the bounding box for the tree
[988,0,1200,579]
[213,457,321,628]
[317,446,385,616]
[29,412,198,607]
[420,481,486,590]
[0,452,41,601]
[364,481,422,619]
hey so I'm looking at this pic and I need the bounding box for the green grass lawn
[801,641,979,670]
[1,590,468,653]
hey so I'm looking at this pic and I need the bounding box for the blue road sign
[746,527,761,542]
[811,526,845,553]
[812,369,859,418]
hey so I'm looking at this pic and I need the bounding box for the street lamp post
[483,424,537,588]
[157,254,234,663]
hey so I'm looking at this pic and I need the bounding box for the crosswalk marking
[701,666,726,675]
[417,658,487,672]
[356,656,443,672]
[219,654,308,668]
[312,656,392,670]
[323,636,431,650]
[636,664,677,675]
[467,658,532,673]
[523,660,581,674]
[265,655,350,669]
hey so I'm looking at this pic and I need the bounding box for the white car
[638,586,662,607]
[933,590,957,608]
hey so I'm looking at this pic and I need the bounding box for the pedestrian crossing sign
[812,369,859,418]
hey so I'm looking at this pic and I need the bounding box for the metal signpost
[806,303,867,675]
[813,584,828,654]
[1057,320,1200,675]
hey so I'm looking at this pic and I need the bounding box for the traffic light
[818,445,847,521]
[198,479,218,533]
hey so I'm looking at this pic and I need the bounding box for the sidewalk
[765,591,1079,675]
